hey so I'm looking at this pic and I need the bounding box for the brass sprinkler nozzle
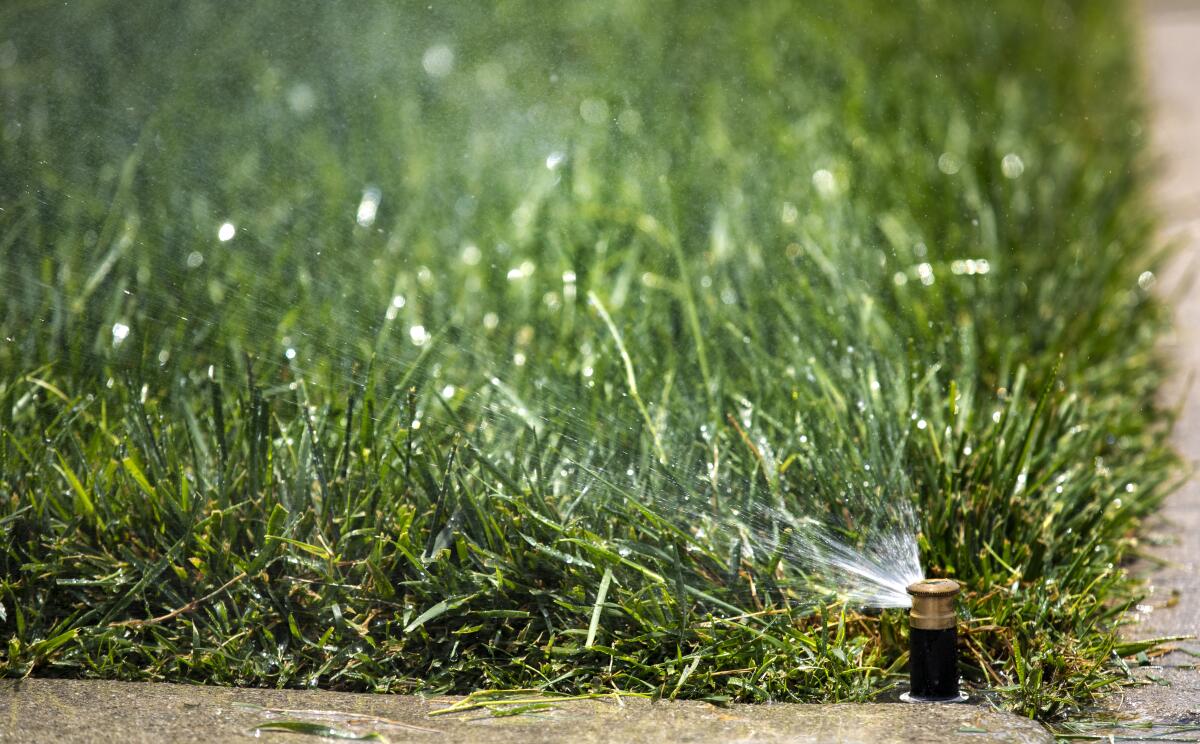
[907,578,959,630]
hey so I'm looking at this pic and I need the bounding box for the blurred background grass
[0,0,1176,717]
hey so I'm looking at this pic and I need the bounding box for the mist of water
[783,520,924,608]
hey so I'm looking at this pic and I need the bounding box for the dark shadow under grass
[0,0,1177,719]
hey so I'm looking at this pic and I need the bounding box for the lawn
[0,0,1175,718]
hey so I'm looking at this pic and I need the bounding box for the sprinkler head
[901,578,967,703]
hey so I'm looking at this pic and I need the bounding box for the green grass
[0,0,1176,719]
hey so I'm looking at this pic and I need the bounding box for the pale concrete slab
[1111,0,1200,725]
[0,679,1052,744]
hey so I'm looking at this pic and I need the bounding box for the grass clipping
[0,0,1176,720]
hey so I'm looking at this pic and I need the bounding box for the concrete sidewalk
[0,679,1051,744]
[1110,0,1200,725]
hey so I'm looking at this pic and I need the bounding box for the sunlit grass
[0,0,1175,718]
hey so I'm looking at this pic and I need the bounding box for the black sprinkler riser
[903,578,965,703]
[908,626,959,701]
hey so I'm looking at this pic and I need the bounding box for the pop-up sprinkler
[901,578,967,703]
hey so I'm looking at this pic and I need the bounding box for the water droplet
[937,152,962,175]
[422,44,454,77]
[217,222,236,242]
[356,186,381,227]
[812,168,837,197]
[579,97,610,124]
[461,243,481,266]
[287,82,316,115]
[1001,153,1025,179]
[111,322,130,345]
[507,260,535,281]
[780,202,799,225]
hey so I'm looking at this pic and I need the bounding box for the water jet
[901,578,967,703]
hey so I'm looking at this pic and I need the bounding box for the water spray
[901,578,966,703]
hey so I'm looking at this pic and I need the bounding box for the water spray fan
[901,579,967,703]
